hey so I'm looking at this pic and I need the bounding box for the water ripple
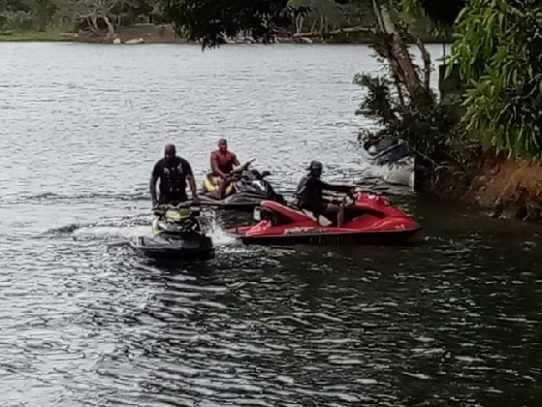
[0,43,541,407]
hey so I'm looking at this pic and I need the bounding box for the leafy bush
[354,73,478,172]
[450,0,542,159]
[0,10,33,30]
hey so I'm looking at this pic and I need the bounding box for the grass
[0,31,77,42]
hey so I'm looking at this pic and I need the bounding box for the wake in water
[0,190,150,205]
[72,225,152,240]
[44,211,239,247]
[206,218,238,246]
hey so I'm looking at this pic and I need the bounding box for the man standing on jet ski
[150,144,198,207]
[295,160,355,226]
[210,138,241,198]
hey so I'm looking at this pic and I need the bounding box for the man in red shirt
[210,138,241,198]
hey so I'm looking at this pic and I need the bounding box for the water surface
[1,43,541,406]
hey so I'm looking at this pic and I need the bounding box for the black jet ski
[130,203,214,260]
[200,160,285,211]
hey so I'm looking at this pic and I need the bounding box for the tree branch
[292,25,374,38]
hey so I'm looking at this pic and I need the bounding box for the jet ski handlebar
[323,188,359,205]
[230,159,256,175]
[228,160,272,181]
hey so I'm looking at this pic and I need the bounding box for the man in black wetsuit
[295,160,355,225]
[150,144,198,207]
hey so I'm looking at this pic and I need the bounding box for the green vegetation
[0,0,160,38]
[0,0,443,44]
[352,0,476,177]
[353,0,541,173]
[0,30,75,41]
[159,0,542,169]
[451,0,542,159]
[161,0,443,47]
[161,0,292,47]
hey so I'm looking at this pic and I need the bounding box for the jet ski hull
[227,193,421,246]
[360,139,415,189]
[200,163,284,211]
[199,193,282,212]
[229,227,420,246]
[130,234,214,260]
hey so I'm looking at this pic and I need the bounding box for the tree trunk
[89,14,99,34]
[370,0,433,100]
[319,16,324,35]
[310,20,317,34]
[372,0,384,32]
[103,14,115,39]
[416,36,432,89]
[296,15,304,34]
[379,5,420,91]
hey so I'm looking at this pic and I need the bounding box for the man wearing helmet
[295,160,355,226]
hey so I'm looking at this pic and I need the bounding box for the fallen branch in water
[292,26,374,38]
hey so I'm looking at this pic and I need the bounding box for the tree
[450,0,542,159]
[288,0,345,34]
[52,0,130,37]
[32,0,58,31]
[80,0,121,37]
[161,0,299,47]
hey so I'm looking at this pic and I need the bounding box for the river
[0,43,541,406]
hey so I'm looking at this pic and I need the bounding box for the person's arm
[322,181,354,194]
[185,161,198,202]
[232,153,241,167]
[150,164,159,206]
[211,153,227,178]
[187,175,198,202]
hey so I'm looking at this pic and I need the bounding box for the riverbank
[468,156,542,222]
[0,31,77,42]
[0,24,451,45]
[421,154,542,223]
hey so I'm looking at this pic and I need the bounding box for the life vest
[160,159,186,195]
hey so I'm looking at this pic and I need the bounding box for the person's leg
[218,178,227,199]
[324,203,342,226]
[341,205,364,224]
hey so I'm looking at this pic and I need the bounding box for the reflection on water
[0,43,541,406]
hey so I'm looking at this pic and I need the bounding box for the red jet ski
[227,193,421,245]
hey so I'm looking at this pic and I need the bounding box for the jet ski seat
[261,200,332,227]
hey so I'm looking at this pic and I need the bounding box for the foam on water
[72,225,152,240]
[206,217,239,247]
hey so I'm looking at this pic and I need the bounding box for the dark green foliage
[0,0,161,31]
[161,0,297,47]
[416,0,466,28]
[451,0,542,159]
[354,74,477,170]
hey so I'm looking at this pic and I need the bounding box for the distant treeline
[0,0,438,39]
[0,0,159,35]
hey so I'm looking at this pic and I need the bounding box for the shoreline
[0,37,452,46]
[0,26,451,45]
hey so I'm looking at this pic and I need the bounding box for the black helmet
[306,160,323,172]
